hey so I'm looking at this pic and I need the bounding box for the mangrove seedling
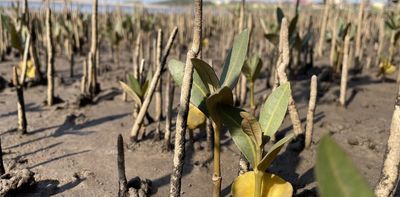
[242,55,262,110]
[168,29,250,196]
[120,72,155,133]
[129,27,178,143]
[377,59,396,81]
[217,82,293,197]
[384,11,400,63]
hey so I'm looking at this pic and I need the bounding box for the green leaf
[338,23,351,41]
[276,7,285,27]
[259,82,291,137]
[192,58,220,92]
[3,17,23,53]
[142,80,149,96]
[127,74,143,97]
[394,30,400,44]
[288,15,298,37]
[218,105,256,168]
[168,59,209,114]
[220,29,250,90]
[385,17,396,30]
[264,33,279,46]
[316,135,374,197]
[242,55,263,82]
[120,81,142,105]
[206,86,233,123]
[257,133,294,171]
[301,32,313,49]
[240,112,263,147]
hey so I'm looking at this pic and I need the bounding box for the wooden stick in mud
[355,0,365,59]
[376,12,385,66]
[155,29,163,140]
[163,73,175,150]
[117,134,128,197]
[19,34,31,85]
[46,3,55,106]
[316,0,331,57]
[66,39,74,77]
[339,35,350,107]
[133,33,141,79]
[13,67,27,135]
[305,75,317,149]
[0,12,3,60]
[329,13,338,67]
[81,59,88,94]
[0,139,5,176]
[169,0,202,196]
[276,18,303,137]
[129,27,178,142]
[375,84,400,197]
[87,0,99,98]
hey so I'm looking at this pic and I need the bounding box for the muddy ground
[0,48,399,197]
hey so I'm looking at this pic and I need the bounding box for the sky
[0,0,388,4]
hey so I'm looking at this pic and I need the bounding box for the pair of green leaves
[242,55,263,83]
[385,11,400,31]
[1,14,24,54]
[265,7,312,52]
[119,74,150,106]
[218,82,292,171]
[168,29,250,116]
[316,136,374,197]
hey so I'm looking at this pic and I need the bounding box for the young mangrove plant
[384,11,400,64]
[120,70,155,138]
[217,82,293,197]
[242,55,262,110]
[169,29,250,196]
[265,8,313,77]
[377,59,396,81]
[167,60,207,148]
[129,27,178,143]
